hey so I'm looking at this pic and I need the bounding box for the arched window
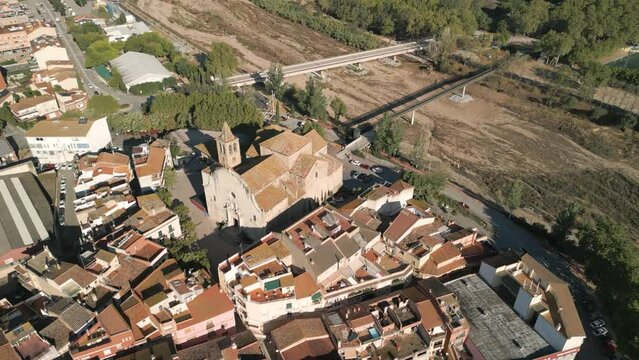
[233,143,238,152]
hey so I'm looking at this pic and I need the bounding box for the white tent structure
[110,51,173,90]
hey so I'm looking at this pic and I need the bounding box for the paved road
[33,0,147,111]
[226,40,432,86]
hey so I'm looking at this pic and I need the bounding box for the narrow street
[32,0,146,111]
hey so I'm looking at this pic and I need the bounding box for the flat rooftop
[445,274,553,360]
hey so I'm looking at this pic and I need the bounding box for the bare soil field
[133,0,351,71]
[142,0,639,238]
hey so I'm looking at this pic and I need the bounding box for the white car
[350,160,361,166]
[371,166,383,174]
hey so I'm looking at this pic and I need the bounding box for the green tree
[506,179,525,218]
[537,30,574,66]
[551,203,582,244]
[577,217,639,355]
[157,187,172,206]
[503,0,549,35]
[116,12,127,25]
[163,166,176,189]
[330,97,346,122]
[206,42,238,80]
[300,121,326,139]
[84,40,122,67]
[124,32,177,59]
[409,131,428,170]
[297,77,328,119]
[107,112,153,133]
[87,95,119,117]
[373,113,402,156]
[266,63,285,99]
[401,171,447,202]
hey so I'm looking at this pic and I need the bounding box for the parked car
[371,166,383,174]
[350,159,361,166]
[590,312,603,321]
[360,164,370,169]
[591,319,606,329]
[592,327,609,338]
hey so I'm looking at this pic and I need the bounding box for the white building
[132,140,172,193]
[109,51,172,90]
[31,46,69,70]
[478,253,586,357]
[25,117,112,165]
[103,22,150,42]
[10,95,59,122]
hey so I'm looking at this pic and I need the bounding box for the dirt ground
[135,0,351,72]
[143,0,639,238]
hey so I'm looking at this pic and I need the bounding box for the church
[202,123,343,240]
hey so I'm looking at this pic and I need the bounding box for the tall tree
[266,63,285,99]
[503,0,549,35]
[297,78,328,119]
[206,42,238,80]
[538,30,574,66]
[551,202,582,244]
[330,97,346,122]
[373,113,403,157]
[410,131,428,170]
[506,179,525,218]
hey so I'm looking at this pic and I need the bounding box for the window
[286,303,292,309]
[233,143,238,152]
[158,230,164,238]
[76,143,90,149]
[252,215,256,222]
[228,145,233,153]
[36,138,43,141]
[169,224,174,232]
[315,171,318,178]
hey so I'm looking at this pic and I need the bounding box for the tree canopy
[206,43,238,80]
[297,78,328,119]
[373,113,403,156]
[87,95,120,117]
[401,171,447,202]
[84,40,123,68]
[124,32,177,59]
[149,90,263,131]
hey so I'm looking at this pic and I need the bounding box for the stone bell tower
[216,122,241,168]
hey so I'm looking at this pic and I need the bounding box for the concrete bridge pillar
[462,86,466,97]
[411,110,415,125]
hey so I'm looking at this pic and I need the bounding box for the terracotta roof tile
[294,272,319,299]
[239,156,287,193]
[255,185,288,211]
[259,131,311,156]
[303,129,327,154]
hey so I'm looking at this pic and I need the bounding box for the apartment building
[32,45,69,70]
[132,140,172,193]
[10,94,59,122]
[69,305,134,360]
[55,91,88,113]
[15,248,99,297]
[340,180,415,219]
[76,152,132,194]
[0,25,30,59]
[25,117,112,165]
[33,68,79,90]
[107,230,168,268]
[269,318,338,360]
[478,253,586,357]
[127,193,182,240]
[218,206,413,330]
[120,259,235,346]
[383,204,490,278]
